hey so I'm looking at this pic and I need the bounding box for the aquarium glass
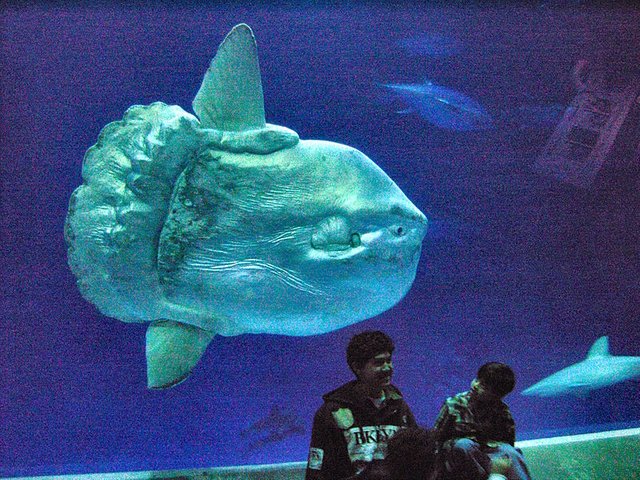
[2,2,639,477]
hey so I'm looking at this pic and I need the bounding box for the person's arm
[305,406,339,480]
[404,401,418,428]
[505,408,516,446]
[433,401,453,444]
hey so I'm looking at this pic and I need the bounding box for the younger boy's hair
[346,331,394,375]
[477,362,516,397]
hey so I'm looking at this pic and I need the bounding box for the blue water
[2,2,639,477]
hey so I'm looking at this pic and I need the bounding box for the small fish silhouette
[240,405,306,452]
[397,33,462,57]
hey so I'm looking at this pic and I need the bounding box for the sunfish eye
[390,225,406,237]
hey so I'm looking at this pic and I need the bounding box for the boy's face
[355,352,393,391]
[471,378,500,401]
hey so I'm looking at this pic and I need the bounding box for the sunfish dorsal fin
[587,336,610,358]
[193,23,266,131]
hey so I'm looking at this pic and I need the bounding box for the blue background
[2,2,639,477]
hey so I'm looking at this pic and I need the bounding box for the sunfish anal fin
[193,23,266,131]
[146,320,215,389]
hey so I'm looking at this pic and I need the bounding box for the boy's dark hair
[386,427,436,480]
[477,362,516,397]
[346,330,394,375]
[355,428,436,480]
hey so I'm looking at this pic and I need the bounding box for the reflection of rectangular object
[567,127,600,149]
[535,78,640,189]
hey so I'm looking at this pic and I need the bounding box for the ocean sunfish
[65,24,428,389]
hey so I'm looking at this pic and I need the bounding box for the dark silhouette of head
[477,362,516,397]
[354,427,436,480]
[386,427,436,480]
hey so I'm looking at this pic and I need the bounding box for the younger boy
[433,362,531,480]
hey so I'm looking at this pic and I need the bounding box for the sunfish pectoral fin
[192,23,266,131]
[146,320,215,389]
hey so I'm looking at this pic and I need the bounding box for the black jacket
[305,381,416,480]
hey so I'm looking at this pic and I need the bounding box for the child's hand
[490,456,512,475]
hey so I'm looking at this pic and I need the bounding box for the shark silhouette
[522,336,640,397]
[382,80,494,131]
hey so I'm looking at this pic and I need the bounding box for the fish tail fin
[146,320,215,389]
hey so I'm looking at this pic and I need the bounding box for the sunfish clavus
[64,24,428,389]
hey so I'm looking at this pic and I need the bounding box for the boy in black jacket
[305,331,416,480]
